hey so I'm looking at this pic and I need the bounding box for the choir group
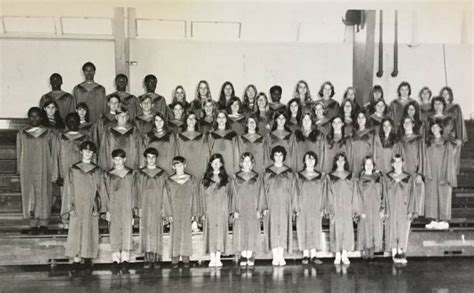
[16,62,468,272]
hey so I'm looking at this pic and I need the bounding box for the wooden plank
[0,160,16,174]
[0,119,28,130]
[0,175,20,192]
[0,193,22,214]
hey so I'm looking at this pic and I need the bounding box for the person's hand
[106,212,111,222]
[256,211,262,219]
[56,178,64,187]
[379,211,385,219]
[201,215,206,221]
[408,213,413,221]
[415,175,423,184]
[70,210,77,217]
[191,221,199,232]
[262,209,269,216]
[92,211,99,217]
[233,212,239,220]
[167,216,173,223]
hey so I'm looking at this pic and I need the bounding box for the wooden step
[0,193,22,214]
[0,175,20,193]
[0,145,16,160]
[0,118,28,131]
[0,160,16,174]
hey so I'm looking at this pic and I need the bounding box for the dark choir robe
[369,113,387,131]
[39,90,76,121]
[200,180,233,254]
[138,92,170,120]
[79,121,94,139]
[384,171,422,251]
[228,114,246,135]
[199,117,214,134]
[99,125,142,170]
[256,112,272,136]
[266,130,296,170]
[292,130,325,172]
[73,81,107,123]
[268,103,285,116]
[445,103,468,144]
[395,133,427,177]
[425,138,460,221]
[287,117,300,132]
[208,130,239,175]
[92,112,116,147]
[144,131,178,175]
[342,117,354,138]
[321,136,352,174]
[108,91,140,120]
[51,131,90,216]
[189,99,203,119]
[295,172,325,251]
[326,172,359,252]
[356,173,385,252]
[167,119,185,134]
[319,99,340,121]
[16,127,55,225]
[166,175,200,258]
[133,114,154,138]
[262,165,298,251]
[373,134,398,174]
[101,168,137,252]
[64,162,102,259]
[231,171,263,252]
[419,103,433,122]
[237,133,267,173]
[315,117,332,137]
[136,167,171,254]
[389,98,418,127]
[351,128,374,176]
[176,131,208,178]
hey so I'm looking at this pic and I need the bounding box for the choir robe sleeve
[98,131,110,169]
[291,173,299,214]
[451,104,468,143]
[162,180,173,218]
[418,137,428,178]
[51,135,61,182]
[380,175,388,215]
[99,174,110,213]
[258,173,268,213]
[227,180,235,217]
[352,179,363,217]
[408,175,425,217]
[288,135,298,171]
[325,176,335,217]
[16,131,22,175]
[131,171,139,210]
[62,168,75,215]
[445,141,461,187]
[196,180,206,220]
[320,174,329,214]
[229,177,238,215]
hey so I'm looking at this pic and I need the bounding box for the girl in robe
[242,84,258,115]
[401,101,424,137]
[317,81,340,120]
[292,111,325,172]
[134,95,155,138]
[418,86,433,122]
[190,80,212,119]
[170,85,190,114]
[351,111,374,176]
[266,110,296,170]
[389,81,418,127]
[286,98,302,132]
[293,80,312,111]
[364,85,385,114]
[255,92,272,136]
[42,99,65,133]
[440,86,468,144]
[342,86,361,114]
[237,116,267,173]
[428,96,456,140]
[167,101,186,134]
[369,99,389,130]
[321,116,352,174]
[207,111,239,175]
[200,154,233,267]
[93,94,120,147]
[226,97,246,135]
[340,98,356,138]
[314,101,332,137]
[395,117,427,179]
[296,151,325,265]
[199,98,217,134]
[231,152,264,267]
[218,81,237,110]
[373,118,398,174]
[76,102,94,139]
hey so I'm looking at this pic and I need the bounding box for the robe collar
[329,171,352,181]
[235,170,259,183]
[23,126,48,138]
[266,165,292,177]
[72,162,99,174]
[359,173,381,183]
[298,171,322,181]
[210,130,237,140]
[46,90,70,100]
[148,131,172,142]
[241,133,263,143]
[111,125,134,136]
[61,131,86,141]
[78,81,101,91]
[107,167,133,178]
[139,166,165,177]
[387,171,411,183]
[270,130,292,141]
[179,131,203,141]
[294,129,319,142]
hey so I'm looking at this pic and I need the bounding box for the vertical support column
[113,7,128,79]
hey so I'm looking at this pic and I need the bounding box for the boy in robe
[39,73,75,121]
[17,107,55,234]
[268,85,286,115]
[134,95,155,138]
[101,149,137,273]
[93,94,120,147]
[138,74,170,120]
[72,62,107,123]
[166,156,200,267]
[389,82,419,127]
[64,141,102,270]
[107,74,140,120]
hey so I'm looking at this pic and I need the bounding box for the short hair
[79,141,97,153]
[271,145,287,161]
[143,147,159,158]
[418,86,432,100]
[27,107,42,117]
[318,81,335,98]
[111,149,126,158]
[170,101,185,111]
[172,156,186,164]
[115,106,129,115]
[332,152,350,172]
[303,151,318,168]
[139,94,152,103]
[270,85,282,94]
[49,73,62,82]
[239,152,255,168]
[397,81,412,97]
[82,62,96,71]
[430,95,447,112]
[439,86,454,103]
[361,156,376,173]
[65,112,80,124]
[115,74,128,81]
[226,96,243,114]
[144,74,157,83]
[107,93,121,103]
[391,153,404,163]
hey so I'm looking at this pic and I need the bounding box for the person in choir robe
[144,112,177,175]
[39,73,75,121]
[93,94,120,147]
[42,99,65,133]
[286,98,302,132]
[385,154,423,264]
[373,118,398,174]
[107,74,140,121]
[171,85,190,113]
[418,86,433,122]
[218,81,237,110]
[101,149,137,273]
[199,153,233,267]
[340,98,356,137]
[389,81,419,127]
[52,113,91,228]
[296,151,325,265]
[325,152,360,265]
[424,120,460,230]
[167,101,186,134]
[342,86,361,114]
[293,80,312,111]
[317,81,340,121]
[395,117,427,180]
[351,111,374,176]
[237,116,267,173]
[266,110,296,170]
[440,86,468,144]
[99,107,141,170]
[242,84,258,115]
[72,62,107,123]
[401,101,424,137]
[321,117,352,174]
[292,111,325,172]
[136,147,171,269]
[427,96,456,141]
[176,112,208,179]
[231,152,264,267]
[314,101,332,137]
[364,85,385,114]
[208,111,239,175]
[255,92,272,136]
[64,141,101,270]
[138,74,170,120]
[190,80,212,119]
[268,85,286,114]
[76,102,94,138]
[369,99,389,130]
[355,156,385,260]
[134,95,155,138]
[226,97,246,135]
[166,156,200,267]
[261,146,298,266]
[199,98,217,134]
[17,107,55,234]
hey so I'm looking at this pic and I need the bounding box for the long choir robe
[256,112,272,137]
[136,167,171,254]
[351,128,374,175]
[92,112,116,147]
[228,114,246,135]
[79,121,94,139]
[321,136,353,174]
[292,130,325,172]
[199,117,214,134]
[326,172,359,252]
[287,118,300,133]
[319,99,340,121]
[389,98,418,127]
[166,175,200,257]
[230,171,264,252]
[262,165,297,251]
[99,125,142,170]
[369,113,387,131]
[384,171,421,251]
[145,131,178,175]
[266,130,296,170]
[107,91,140,120]
[101,168,137,252]
[138,92,170,120]
[200,180,232,253]
[427,114,461,174]
[167,119,185,134]
[395,133,427,177]
[176,131,208,178]
[208,130,239,175]
[315,117,332,137]
[16,126,54,226]
[445,103,468,144]
[342,117,354,138]
[295,172,325,251]
[419,103,433,122]
[40,90,76,121]
[356,173,385,252]
[424,138,459,221]
[236,133,267,173]
[73,81,107,123]
[373,135,398,174]
[133,115,154,138]
[64,162,102,258]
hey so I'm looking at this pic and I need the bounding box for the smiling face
[441,89,451,103]
[407,105,416,118]
[301,114,312,130]
[81,149,94,162]
[332,117,343,131]
[322,84,332,99]
[433,100,445,114]
[108,97,121,113]
[246,86,257,101]
[211,158,223,172]
[173,104,184,119]
[223,84,233,98]
[304,154,316,169]
[375,100,386,114]
[28,110,43,127]
[357,112,366,128]
[314,104,325,118]
[145,153,157,167]
[257,95,267,110]
[392,156,403,172]
[216,112,227,128]
[198,82,209,98]
[289,101,299,116]
[203,101,214,116]
[431,123,442,138]
[173,161,186,174]
[275,114,286,128]
[154,115,165,130]
[247,118,257,132]
[186,114,197,129]
[230,100,240,114]
[343,101,352,116]
[241,156,253,172]
[44,103,57,118]
[297,82,307,96]
[336,155,346,170]
[116,112,129,126]
[140,97,153,112]
[382,120,392,136]
[420,89,431,103]
[273,152,284,165]
[175,87,185,102]
[83,65,95,81]
[364,158,374,174]
[403,118,414,132]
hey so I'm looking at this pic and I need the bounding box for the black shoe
[84,258,93,269]
[111,262,120,274]
[302,257,309,265]
[121,261,130,274]
[30,227,41,235]
[143,262,152,269]
[38,226,49,235]
[182,256,191,267]
[311,257,323,265]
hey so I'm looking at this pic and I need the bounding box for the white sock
[112,252,121,263]
[310,249,317,258]
[303,250,309,257]
[121,251,130,262]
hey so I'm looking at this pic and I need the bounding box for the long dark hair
[218,81,235,110]
[202,153,229,188]
[286,98,302,122]
[212,110,231,131]
[400,102,421,134]
[271,110,291,132]
[42,99,64,129]
[76,102,90,123]
[326,116,346,147]
[243,84,258,112]
[378,118,397,147]
[332,152,350,172]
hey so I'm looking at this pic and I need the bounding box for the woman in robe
[373,118,398,174]
[190,80,212,119]
[401,101,424,137]
[255,92,272,136]
[199,98,217,134]
[286,98,302,132]
[369,99,389,131]
[226,97,246,135]
[364,85,385,115]
[218,81,237,110]
[170,85,191,114]
[340,98,356,138]
[389,81,418,127]
[292,111,325,172]
[313,101,332,137]
[440,86,468,144]
[418,86,433,122]
[342,86,361,114]
[266,110,296,170]
[242,84,258,115]
[236,116,267,173]
[351,110,374,176]
[321,116,352,174]
[76,102,94,139]
[395,117,427,178]
[167,101,186,134]
[207,111,239,175]
[317,81,340,121]
[42,99,65,133]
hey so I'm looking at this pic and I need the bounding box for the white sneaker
[279,258,286,266]
[437,221,449,230]
[334,253,341,264]
[425,221,437,229]
[341,255,350,265]
[215,260,223,267]
[272,258,279,266]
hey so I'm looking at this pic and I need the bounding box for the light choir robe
[39,90,76,121]
[99,125,142,170]
[351,128,374,176]
[208,130,239,175]
[176,131,208,178]
[236,133,267,173]
[265,131,296,170]
[292,129,325,172]
[144,131,178,175]
[73,81,107,123]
